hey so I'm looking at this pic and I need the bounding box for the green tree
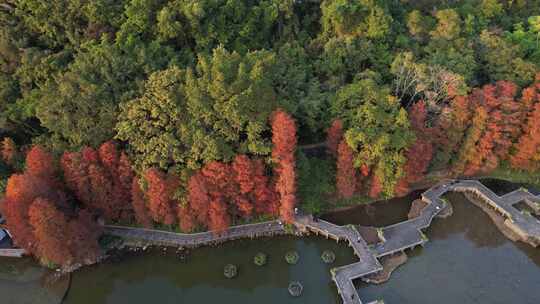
[117,46,277,173]
[321,0,392,39]
[332,74,415,197]
[479,30,537,86]
[36,39,147,150]
[272,43,328,136]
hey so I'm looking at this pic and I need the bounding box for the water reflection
[64,236,356,304]
[0,257,67,304]
[480,178,540,196]
[358,192,540,304]
[322,190,423,227]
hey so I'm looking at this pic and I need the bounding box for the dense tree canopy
[1,0,540,267]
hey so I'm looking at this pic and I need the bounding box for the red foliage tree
[409,101,428,132]
[29,198,72,266]
[326,119,344,156]
[368,174,383,199]
[232,155,255,194]
[251,159,279,215]
[61,151,91,204]
[453,105,488,175]
[98,141,119,176]
[511,102,540,171]
[178,205,196,232]
[271,109,297,223]
[336,140,356,199]
[1,173,56,254]
[395,101,434,196]
[25,145,55,178]
[67,210,102,264]
[61,143,134,222]
[145,168,176,225]
[435,95,472,164]
[131,178,153,228]
[395,139,433,196]
[187,171,211,225]
[88,162,115,218]
[458,81,519,175]
[208,196,230,234]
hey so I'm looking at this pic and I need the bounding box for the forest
[0,0,540,267]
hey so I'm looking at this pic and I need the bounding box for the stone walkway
[105,220,287,247]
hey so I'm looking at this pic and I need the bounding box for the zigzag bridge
[104,179,540,304]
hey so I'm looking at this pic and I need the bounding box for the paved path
[0,248,26,257]
[105,220,286,247]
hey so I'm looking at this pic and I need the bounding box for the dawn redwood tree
[61,143,134,222]
[88,162,115,219]
[368,174,383,199]
[435,95,472,166]
[145,168,176,225]
[208,196,230,233]
[232,155,255,195]
[459,82,519,175]
[510,79,540,171]
[178,205,197,232]
[408,101,428,132]
[326,119,343,157]
[187,171,211,225]
[29,198,72,266]
[395,101,434,196]
[454,105,488,175]
[395,139,433,196]
[251,159,279,215]
[271,109,297,223]
[98,141,119,176]
[131,178,153,228]
[336,139,356,199]
[67,210,102,264]
[1,174,55,254]
[25,145,56,178]
[61,151,92,209]
[511,102,540,171]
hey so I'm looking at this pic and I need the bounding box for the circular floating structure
[253,252,267,266]
[288,281,303,297]
[284,251,299,265]
[223,264,238,279]
[321,250,336,264]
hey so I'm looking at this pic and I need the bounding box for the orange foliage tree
[454,105,488,175]
[25,145,56,178]
[510,78,540,171]
[435,95,472,166]
[326,119,343,156]
[131,178,153,228]
[65,209,102,264]
[395,101,434,196]
[144,168,176,225]
[336,139,356,199]
[457,82,522,175]
[1,173,54,254]
[29,198,71,265]
[271,109,297,223]
[368,174,383,199]
[61,142,133,221]
[1,145,102,267]
[511,102,540,171]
